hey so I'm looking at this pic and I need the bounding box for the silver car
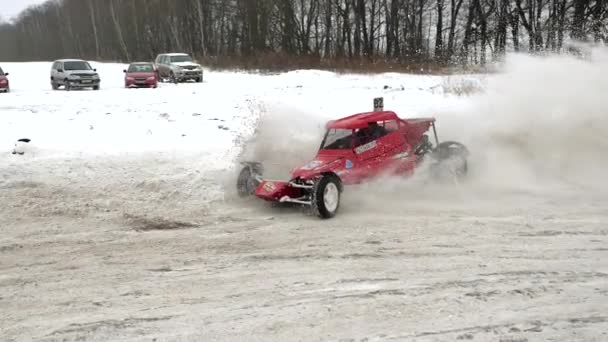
[154,53,203,83]
[50,59,101,91]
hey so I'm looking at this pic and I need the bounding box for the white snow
[0,61,472,168]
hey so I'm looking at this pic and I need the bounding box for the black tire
[236,164,263,197]
[170,72,178,84]
[51,82,59,90]
[64,79,71,91]
[93,85,100,91]
[311,174,342,219]
[430,141,469,182]
[196,77,203,83]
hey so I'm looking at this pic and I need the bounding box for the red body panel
[254,112,434,201]
[255,180,303,201]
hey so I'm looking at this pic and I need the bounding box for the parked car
[50,59,100,91]
[0,66,9,93]
[154,53,203,83]
[124,62,158,88]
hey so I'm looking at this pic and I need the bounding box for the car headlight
[147,76,156,81]
[126,77,134,81]
[0,79,7,84]
[93,74,100,79]
[69,75,80,79]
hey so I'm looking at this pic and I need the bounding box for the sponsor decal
[345,159,354,169]
[355,140,377,154]
[392,152,410,160]
[263,182,276,192]
[301,160,323,170]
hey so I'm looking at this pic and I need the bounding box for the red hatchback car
[124,62,158,88]
[0,66,9,93]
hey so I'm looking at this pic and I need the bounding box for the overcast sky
[0,0,47,20]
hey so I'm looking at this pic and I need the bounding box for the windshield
[64,61,92,71]
[128,64,154,72]
[170,55,193,63]
[321,129,353,149]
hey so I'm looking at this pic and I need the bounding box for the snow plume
[235,102,325,179]
[457,47,608,194]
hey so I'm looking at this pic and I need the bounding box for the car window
[0,67,4,75]
[321,129,353,150]
[170,55,193,63]
[128,64,154,72]
[64,61,92,71]
[354,121,397,147]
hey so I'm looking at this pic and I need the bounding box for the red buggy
[237,98,468,219]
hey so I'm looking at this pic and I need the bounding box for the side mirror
[123,70,126,73]
[4,72,8,76]
[93,68,97,72]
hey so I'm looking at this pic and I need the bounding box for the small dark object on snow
[12,138,31,155]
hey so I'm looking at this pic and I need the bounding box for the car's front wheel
[237,163,263,197]
[311,174,342,219]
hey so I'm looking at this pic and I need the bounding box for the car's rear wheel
[430,141,469,183]
[311,174,342,219]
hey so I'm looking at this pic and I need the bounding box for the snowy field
[1,52,607,341]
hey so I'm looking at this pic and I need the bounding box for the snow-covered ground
[1,52,607,341]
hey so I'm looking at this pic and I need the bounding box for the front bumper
[254,180,312,205]
[126,79,157,88]
[68,79,100,88]
[176,70,203,80]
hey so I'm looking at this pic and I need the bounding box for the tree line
[0,0,605,69]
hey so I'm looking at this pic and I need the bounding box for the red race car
[124,62,158,88]
[237,98,469,219]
